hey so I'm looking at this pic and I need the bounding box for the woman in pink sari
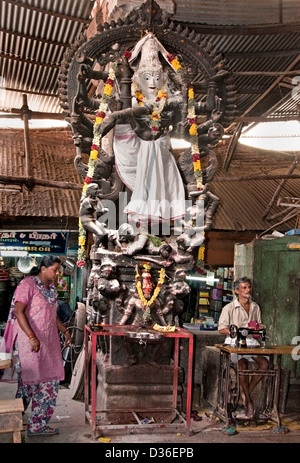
[1,255,71,436]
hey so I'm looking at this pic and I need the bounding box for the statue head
[174,269,187,281]
[117,223,136,243]
[159,243,172,258]
[85,183,99,198]
[130,33,176,100]
[207,123,224,143]
[134,37,165,99]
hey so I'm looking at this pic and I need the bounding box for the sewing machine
[229,324,266,348]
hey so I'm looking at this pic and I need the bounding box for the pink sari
[1,276,64,385]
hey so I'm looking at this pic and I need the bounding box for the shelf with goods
[211,267,234,321]
[183,268,233,331]
[195,284,218,330]
[197,287,211,319]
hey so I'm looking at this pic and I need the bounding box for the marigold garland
[133,82,168,134]
[188,84,206,268]
[77,61,118,267]
[188,85,203,191]
[135,267,166,307]
[166,53,182,72]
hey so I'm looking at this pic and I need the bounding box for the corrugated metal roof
[0,0,300,122]
[0,0,299,233]
[172,0,300,26]
[0,127,298,232]
[209,142,300,232]
[0,128,82,218]
[0,0,93,114]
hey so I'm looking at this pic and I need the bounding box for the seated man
[218,276,268,419]
[57,299,73,324]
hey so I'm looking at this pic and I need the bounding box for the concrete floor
[0,380,300,445]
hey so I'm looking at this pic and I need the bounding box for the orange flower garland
[166,53,182,72]
[77,61,118,267]
[135,265,166,307]
[133,83,168,134]
[188,85,203,191]
[188,84,206,268]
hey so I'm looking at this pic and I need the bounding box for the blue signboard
[0,231,69,254]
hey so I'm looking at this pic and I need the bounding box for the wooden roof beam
[212,173,300,182]
[0,87,59,99]
[0,27,69,48]
[241,55,300,118]
[0,52,59,69]
[182,21,300,35]
[223,122,244,171]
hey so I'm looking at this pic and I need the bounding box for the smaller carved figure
[175,185,219,252]
[168,269,191,300]
[79,183,109,247]
[92,259,122,324]
[86,260,101,290]
[117,289,145,326]
[161,269,191,325]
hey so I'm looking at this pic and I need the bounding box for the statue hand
[133,104,152,117]
[176,121,189,136]
[211,108,222,122]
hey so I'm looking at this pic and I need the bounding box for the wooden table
[0,359,11,370]
[214,344,294,427]
[0,357,24,443]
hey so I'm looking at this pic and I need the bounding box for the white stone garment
[113,123,186,223]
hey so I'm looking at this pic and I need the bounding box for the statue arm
[95,105,151,138]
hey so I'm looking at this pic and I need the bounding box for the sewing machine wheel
[229,324,238,339]
[222,363,239,412]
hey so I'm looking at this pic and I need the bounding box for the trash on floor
[270,425,289,434]
[98,437,112,443]
[141,417,155,424]
[221,425,238,436]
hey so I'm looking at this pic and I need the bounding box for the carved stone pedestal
[96,354,184,421]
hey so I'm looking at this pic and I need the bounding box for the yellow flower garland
[188,85,203,191]
[135,267,166,307]
[188,85,206,269]
[77,61,118,267]
[133,82,168,134]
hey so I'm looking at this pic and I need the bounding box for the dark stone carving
[59,0,236,331]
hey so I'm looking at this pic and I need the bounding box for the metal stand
[84,324,194,436]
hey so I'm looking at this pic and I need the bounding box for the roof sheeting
[0,128,298,233]
[0,0,93,114]
[1,0,299,124]
[210,143,300,232]
[0,128,82,218]
[172,0,300,26]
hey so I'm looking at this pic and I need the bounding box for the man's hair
[233,276,252,292]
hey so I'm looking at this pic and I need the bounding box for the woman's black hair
[30,255,61,276]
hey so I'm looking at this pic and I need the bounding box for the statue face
[136,69,164,100]
[86,183,98,197]
[100,265,113,278]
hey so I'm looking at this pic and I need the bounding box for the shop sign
[0,231,69,254]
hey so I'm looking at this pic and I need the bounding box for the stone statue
[79,183,109,247]
[91,259,122,324]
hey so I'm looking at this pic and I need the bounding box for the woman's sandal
[27,426,59,436]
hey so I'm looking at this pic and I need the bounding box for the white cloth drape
[113,124,185,223]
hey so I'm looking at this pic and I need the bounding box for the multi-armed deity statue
[59,0,235,334]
